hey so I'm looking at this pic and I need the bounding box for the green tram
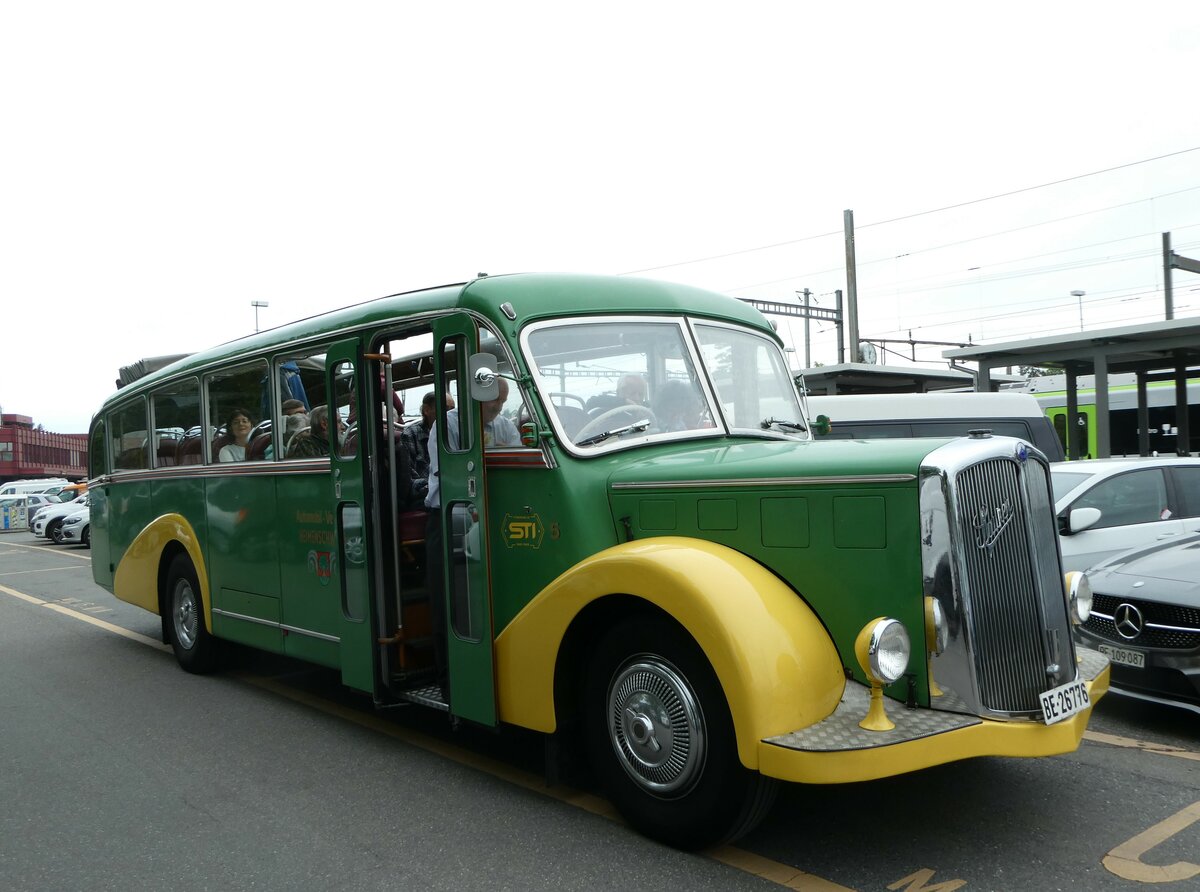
[88,273,1109,848]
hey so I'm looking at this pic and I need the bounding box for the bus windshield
[522,316,807,451]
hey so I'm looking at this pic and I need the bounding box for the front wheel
[585,616,777,850]
[164,554,217,673]
[48,519,65,543]
[81,525,90,548]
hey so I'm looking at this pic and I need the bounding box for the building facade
[0,414,87,483]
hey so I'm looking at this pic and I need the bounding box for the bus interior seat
[246,433,272,461]
[156,440,178,467]
[175,435,203,465]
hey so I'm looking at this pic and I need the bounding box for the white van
[806,392,1065,462]
[0,478,69,496]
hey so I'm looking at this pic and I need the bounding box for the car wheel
[585,615,777,850]
[81,525,90,548]
[48,519,65,543]
[165,553,217,673]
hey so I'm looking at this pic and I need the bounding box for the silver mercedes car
[1076,533,1200,715]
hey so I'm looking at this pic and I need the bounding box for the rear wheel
[585,615,777,850]
[165,554,217,673]
[48,519,64,543]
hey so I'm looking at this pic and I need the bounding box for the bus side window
[110,399,149,471]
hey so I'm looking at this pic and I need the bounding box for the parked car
[1051,457,1200,573]
[1076,532,1200,715]
[32,495,91,543]
[59,507,90,547]
[16,493,62,519]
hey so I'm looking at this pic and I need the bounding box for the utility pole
[844,210,860,363]
[1164,230,1200,321]
[799,288,813,368]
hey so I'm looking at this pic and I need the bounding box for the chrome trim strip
[212,608,341,644]
[281,623,341,643]
[1091,609,1200,634]
[612,474,916,490]
[106,461,329,483]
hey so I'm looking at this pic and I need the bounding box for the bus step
[395,683,449,713]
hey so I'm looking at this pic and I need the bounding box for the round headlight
[924,596,948,655]
[1066,571,1092,625]
[856,617,911,685]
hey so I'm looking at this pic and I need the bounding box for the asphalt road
[2,531,1197,891]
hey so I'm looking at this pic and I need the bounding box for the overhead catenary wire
[619,146,1200,277]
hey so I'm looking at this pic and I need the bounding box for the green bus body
[89,273,1109,849]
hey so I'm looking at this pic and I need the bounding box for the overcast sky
[4,2,1199,433]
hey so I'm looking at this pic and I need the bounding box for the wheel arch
[494,537,846,769]
[113,513,212,631]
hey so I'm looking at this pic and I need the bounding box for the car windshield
[523,317,805,451]
[1050,469,1095,502]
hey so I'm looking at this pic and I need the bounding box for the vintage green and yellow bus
[88,273,1109,848]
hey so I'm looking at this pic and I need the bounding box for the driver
[615,374,648,407]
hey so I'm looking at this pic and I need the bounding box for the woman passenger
[218,408,254,462]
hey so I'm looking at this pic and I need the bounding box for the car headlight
[855,617,911,685]
[1065,571,1092,625]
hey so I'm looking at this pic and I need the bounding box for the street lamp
[1071,290,1086,331]
[251,300,269,332]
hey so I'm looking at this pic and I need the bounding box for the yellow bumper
[760,655,1111,785]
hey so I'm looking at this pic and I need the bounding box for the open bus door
[431,315,498,726]
[326,339,378,694]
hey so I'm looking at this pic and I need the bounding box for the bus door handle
[334,467,342,499]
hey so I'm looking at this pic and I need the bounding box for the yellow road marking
[710,847,855,890]
[1085,730,1200,763]
[1104,800,1200,883]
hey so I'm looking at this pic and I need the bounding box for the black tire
[164,554,217,673]
[81,525,90,548]
[48,518,64,544]
[585,615,777,850]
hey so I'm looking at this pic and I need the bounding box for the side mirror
[811,414,832,436]
[468,353,500,402]
[1067,506,1102,535]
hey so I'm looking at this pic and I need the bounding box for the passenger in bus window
[217,409,254,462]
[403,390,455,504]
[286,404,340,458]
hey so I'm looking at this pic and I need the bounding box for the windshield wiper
[576,418,652,448]
[760,417,807,433]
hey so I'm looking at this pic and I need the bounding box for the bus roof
[100,274,774,407]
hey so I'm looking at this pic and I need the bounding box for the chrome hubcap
[173,579,198,649]
[607,658,705,797]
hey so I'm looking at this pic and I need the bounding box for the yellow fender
[494,537,845,769]
[112,513,211,630]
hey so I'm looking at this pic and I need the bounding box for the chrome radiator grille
[954,456,1066,713]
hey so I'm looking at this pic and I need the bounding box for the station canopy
[944,317,1200,458]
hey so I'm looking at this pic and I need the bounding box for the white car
[59,507,90,547]
[1051,457,1200,573]
[32,495,91,543]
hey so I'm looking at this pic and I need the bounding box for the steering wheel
[574,404,657,444]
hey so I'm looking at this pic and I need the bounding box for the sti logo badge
[503,513,544,549]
